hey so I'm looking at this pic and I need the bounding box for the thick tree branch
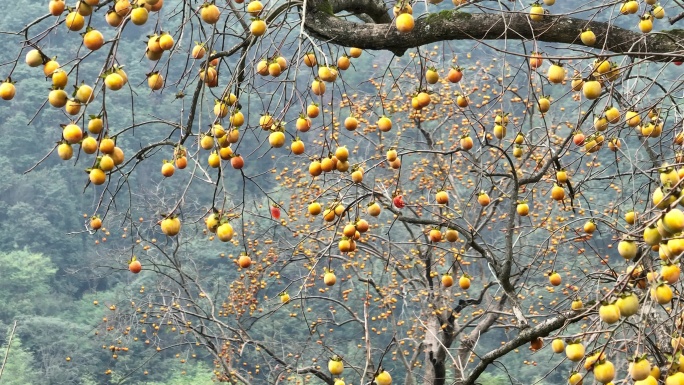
[447,282,496,328]
[328,0,392,23]
[305,7,684,60]
[670,11,684,25]
[423,283,496,385]
[458,311,583,385]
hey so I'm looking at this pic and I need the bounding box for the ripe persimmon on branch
[3,0,684,384]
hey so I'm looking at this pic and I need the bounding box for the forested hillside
[0,2,224,383]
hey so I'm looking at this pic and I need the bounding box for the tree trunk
[423,315,448,385]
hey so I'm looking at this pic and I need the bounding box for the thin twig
[0,321,18,381]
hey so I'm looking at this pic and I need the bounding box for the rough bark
[304,2,684,60]
[423,316,447,385]
[455,311,584,385]
[422,289,494,385]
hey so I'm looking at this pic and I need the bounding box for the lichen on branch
[304,2,684,60]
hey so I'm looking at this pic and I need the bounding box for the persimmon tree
[3,0,684,384]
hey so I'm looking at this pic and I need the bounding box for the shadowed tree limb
[328,0,392,23]
[670,11,684,25]
[457,311,584,385]
[304,3,684,60]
